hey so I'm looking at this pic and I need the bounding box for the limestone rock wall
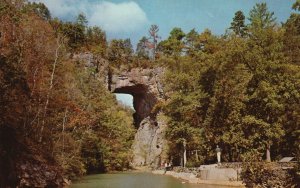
[132,114,168,166]
[110,68,168,167]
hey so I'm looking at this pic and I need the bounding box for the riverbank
[152,169,245,187]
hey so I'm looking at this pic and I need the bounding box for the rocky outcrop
[131,114,168,166]
[110,68,168,167]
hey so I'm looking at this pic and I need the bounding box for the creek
[70,172,234,188]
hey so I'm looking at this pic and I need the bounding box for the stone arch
[109,68,167,167]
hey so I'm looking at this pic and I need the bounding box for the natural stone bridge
[109,68,167,166]
[73,53,168,167]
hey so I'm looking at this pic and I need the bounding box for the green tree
[197,29,221,54]
[184,29,200,57]
[169,27,185,41]
[86,26,106,46]
[248,3,276,30]
[86,26,107,58]
[230,10,247,37]
[162,56,208,165]
[136,36,150,59]
[158,27,185,57]
[200,37,252,162]
[107,39,133,68]
[59,21,85,50]
[25,2,51,20]
[76,13,88,29]
[244,9,289,161]
[283,1,300,64]
[292,0,300,11]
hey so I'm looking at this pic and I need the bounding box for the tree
[197,29,220,54]
[59,21,85,50]
[158,27,185,57]
[283,1,300,64]
[107,39,133,68]
[136,36,150,59]
[230,10,247,37]
[248,3,276,30]
[86,26,106,46]
[25,2,51,20]
[86,26,107,57]
[202,37,251,162]
[184,29,199,56]
[292,0,300,11]
[123,38,133,56]
[169,27,185,41]
[76,13,88,29]
[148,24,160,59]
[162,56,208,165]
[244,11,289,161]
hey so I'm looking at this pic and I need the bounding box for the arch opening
[115,94,134,109]
[113,84,157,128]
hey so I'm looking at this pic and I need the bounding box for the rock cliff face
[73,53,169,167]
[131,114,168,167]
[110,68,168,167]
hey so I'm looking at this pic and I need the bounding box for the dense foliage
[0,0,135,182]
[240,151,299,188]
[241,162,299,187]
[154,2,300,186]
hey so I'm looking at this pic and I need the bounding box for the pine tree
[230,10,247,37]
[248,3,276,30]
[148,25,160,59]
[136,36,150,59]
[158,27,185,57]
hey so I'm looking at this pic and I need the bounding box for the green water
[70,172,232,188]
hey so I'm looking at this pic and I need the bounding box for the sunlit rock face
[110,68,168,167]
[131,114,168,167]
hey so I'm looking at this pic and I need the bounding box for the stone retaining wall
[152,169,245,187]
[157,165,241,181]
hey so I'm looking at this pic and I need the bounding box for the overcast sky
[29,0,295,108]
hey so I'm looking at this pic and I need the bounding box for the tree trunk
[39,36,63,142]
[195,150,199,162]
[266,144,271,162]
[62,107,68,159]
[183,139,187,167]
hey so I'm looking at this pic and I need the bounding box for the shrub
[241,162,298,188]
